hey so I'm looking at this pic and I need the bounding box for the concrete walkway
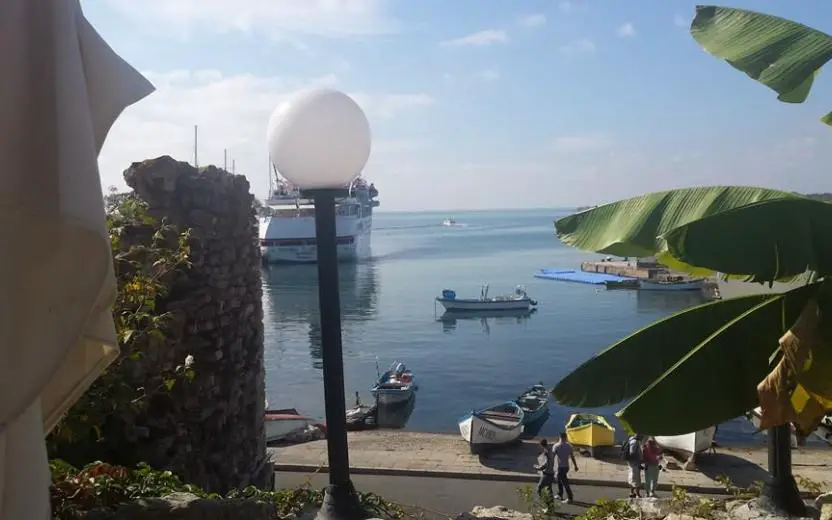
[268,431,832,494]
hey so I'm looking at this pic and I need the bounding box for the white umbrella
[0,1,154,518]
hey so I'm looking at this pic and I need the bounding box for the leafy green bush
[47,188,194,464]
[50,460,409,520]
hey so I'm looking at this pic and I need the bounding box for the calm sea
[262,208,767,446]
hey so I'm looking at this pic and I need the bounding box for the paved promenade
[268,431,831,494]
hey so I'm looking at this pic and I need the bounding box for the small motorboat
[264,408,326,444]
[639,276,706,291]
[565,413,615,457]
[370,361,416,405]
[515,383,550,427]
[605,279,639,290]
[745,407,832,446]
[436,284,538,312]
[458,401,525,454]
[655,426,717,461]
[346,403,377,431]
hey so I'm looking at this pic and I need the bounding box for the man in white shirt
[553,432,579,503]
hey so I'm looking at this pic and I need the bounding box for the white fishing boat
[639,276,706,291]
[441,217,457,227]
[370,361,416,405]
[264,408,325,444]
[746,407,832,446]
[259,172,379,264]
[654,426,717,459]
[436,284,538,312]
[458,401,525,454]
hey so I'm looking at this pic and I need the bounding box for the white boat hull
[655,426,716,458]
[371,388,414,405]
[639,280,706,291]
[458,413,523,454]
[747,407,832,446]
[437,298,534,312]
[260,216,371,263]
[265,417,313,443]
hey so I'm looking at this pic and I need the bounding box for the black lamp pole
[310,188,365,520]
[764,424,805,516]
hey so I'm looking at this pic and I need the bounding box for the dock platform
[534,269,635,285]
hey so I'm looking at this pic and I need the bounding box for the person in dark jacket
[534,438,555,509]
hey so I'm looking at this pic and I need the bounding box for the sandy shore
[268,431,831,494]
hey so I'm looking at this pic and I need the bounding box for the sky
[86,0,832,212]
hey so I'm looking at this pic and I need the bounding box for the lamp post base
[315,482,367,520]
[763,476,805,517]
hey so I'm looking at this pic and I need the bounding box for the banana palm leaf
[616,282,820,436]
[663,198,832,282]
[690,6,832,125]
[555,186,798,258]
[553,292,783,407]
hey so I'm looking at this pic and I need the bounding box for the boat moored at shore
[655,426,717,461]
[639,276,706,291]
[370,362,416,405]
[458,401,525,454]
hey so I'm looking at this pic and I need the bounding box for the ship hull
[260,216,372,264]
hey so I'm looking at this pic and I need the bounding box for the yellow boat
[565,413,615,456]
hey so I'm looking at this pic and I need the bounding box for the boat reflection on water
[346,394,417,431]
[262,262,379,370]
[635,289,705,314]
[438,308,537,335]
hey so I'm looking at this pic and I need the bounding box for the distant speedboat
[441,217,457,226]
[458,401,525,454]
[370,361,416,405]
[436,284,538,312]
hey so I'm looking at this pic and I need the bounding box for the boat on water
[605,279,639,290]
[441,217,457,227]
[655,426,717,460]
[370,362,416,405]
[436,284,538,312]
[458,401,525,454]
[639,276,706,292]
[746,407,832,446]
[515,384,550,427]
[565,413,615,457]
[264,408,326,444]
[258,173,379,264]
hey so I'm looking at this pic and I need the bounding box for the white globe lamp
[266,88,371,190]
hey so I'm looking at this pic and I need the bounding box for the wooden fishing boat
[515,384,550,427]
[370,361,416,404]
[458,401,525,454]
[604,279,639,290]
[655,426,717,459]
[264,408,326,444]
[436,284,538,312]
[639,277,706,291]
[565,413,615,457]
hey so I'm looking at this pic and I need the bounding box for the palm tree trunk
[764,425,805,515]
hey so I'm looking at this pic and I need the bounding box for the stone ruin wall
[123,155,269,493]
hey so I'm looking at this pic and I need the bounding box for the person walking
[553,432,578,503]
[642,437,663,497]
[623,434,644,498]
[533,438,556,510]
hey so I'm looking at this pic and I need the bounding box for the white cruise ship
[258,177,379,264]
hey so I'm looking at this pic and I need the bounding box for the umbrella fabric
[0,0,154,517]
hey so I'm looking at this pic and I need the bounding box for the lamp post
[765,424,805,516]
[267,88,372,520]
